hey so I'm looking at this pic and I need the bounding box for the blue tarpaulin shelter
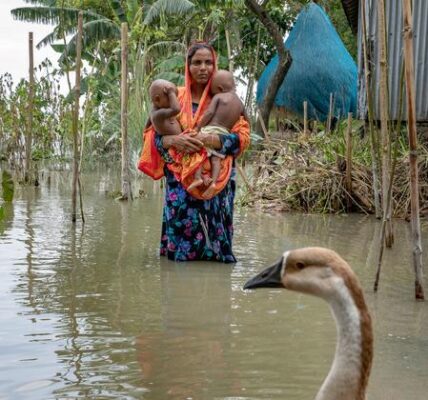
[256,3,357,121]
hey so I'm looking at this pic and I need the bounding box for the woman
[138,42,250,263]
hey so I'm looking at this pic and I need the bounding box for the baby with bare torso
[149,79,181,137]
[189,70,245,198]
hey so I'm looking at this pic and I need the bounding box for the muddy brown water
[1,167,428,400]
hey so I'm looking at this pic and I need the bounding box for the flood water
[1,166,428,400]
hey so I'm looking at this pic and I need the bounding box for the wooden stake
[402,0,424,300]
[313,120,318,134]
[303,101,308,137]
[326,93,333,134]
[374,63,405,293]
[120,22,132,201]
[71,12,83,222]
[25,32,34,184]
[257,110,271,143]
[378,0,394,247]
[345,112,353,211]
[361,0,381,218]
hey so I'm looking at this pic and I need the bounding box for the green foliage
[6,0,357,165]
[0,58,72,164]
[1,171,14,202]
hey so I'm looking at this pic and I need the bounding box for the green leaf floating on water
[1,170,14,202]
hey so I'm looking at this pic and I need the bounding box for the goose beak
[244,257,284,290]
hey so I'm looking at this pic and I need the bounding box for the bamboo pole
[303,101,308,137]
[373,60,405,292]
[402,0,424,300]
[361,0,381,218]
[378,0,394,247]
[25,32,34,184]
[120,22,132,201]
[345,112,353,211]
[326,93,333,134]
[71,12,83,222]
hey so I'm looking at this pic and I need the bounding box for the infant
[149,79,181,137]
[188,70,245,198]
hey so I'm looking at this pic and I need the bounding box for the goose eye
[296,262,305,270]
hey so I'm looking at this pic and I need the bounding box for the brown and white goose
[244,247,373,400]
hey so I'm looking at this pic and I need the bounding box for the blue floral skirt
[160,168,237,263]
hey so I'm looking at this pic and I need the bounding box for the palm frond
[11,7,104,25]
[109,0,127,23]
[143,0,195,25]
[144,41,186,57]
[59,19,120,63]
[127,0,141,24]
[38,19,93,49]
[36,30,59,49]
[51,43,65,53]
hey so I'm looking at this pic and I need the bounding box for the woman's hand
[162,134,204,154]
[192,131,222,150]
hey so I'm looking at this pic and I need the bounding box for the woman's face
[189,48,214,85]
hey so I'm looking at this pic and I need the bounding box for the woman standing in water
[138,42,250,262]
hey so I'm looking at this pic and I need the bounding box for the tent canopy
[256,3,357,122]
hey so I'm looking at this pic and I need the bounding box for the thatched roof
[341,0,359,34]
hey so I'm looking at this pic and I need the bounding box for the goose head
[244,247,361,301]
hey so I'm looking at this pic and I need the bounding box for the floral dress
[155,126,241,263]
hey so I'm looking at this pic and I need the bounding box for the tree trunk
[225,25,234,73]
[245,0,292,136]
[378,0,394,246]
[25,32,34,184]
[402,0,424,300]
[120,22,132,201]
[71,12,83,222]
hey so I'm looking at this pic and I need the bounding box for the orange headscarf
[137,43,250,199]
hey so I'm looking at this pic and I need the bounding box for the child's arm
[196,97,220,130]
[153,88,181,120]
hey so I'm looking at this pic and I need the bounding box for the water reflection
[137,263,238,399]
[0,168,427,399]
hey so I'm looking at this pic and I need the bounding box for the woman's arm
[157,133,204,153]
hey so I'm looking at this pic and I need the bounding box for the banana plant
[11,0,195,63]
